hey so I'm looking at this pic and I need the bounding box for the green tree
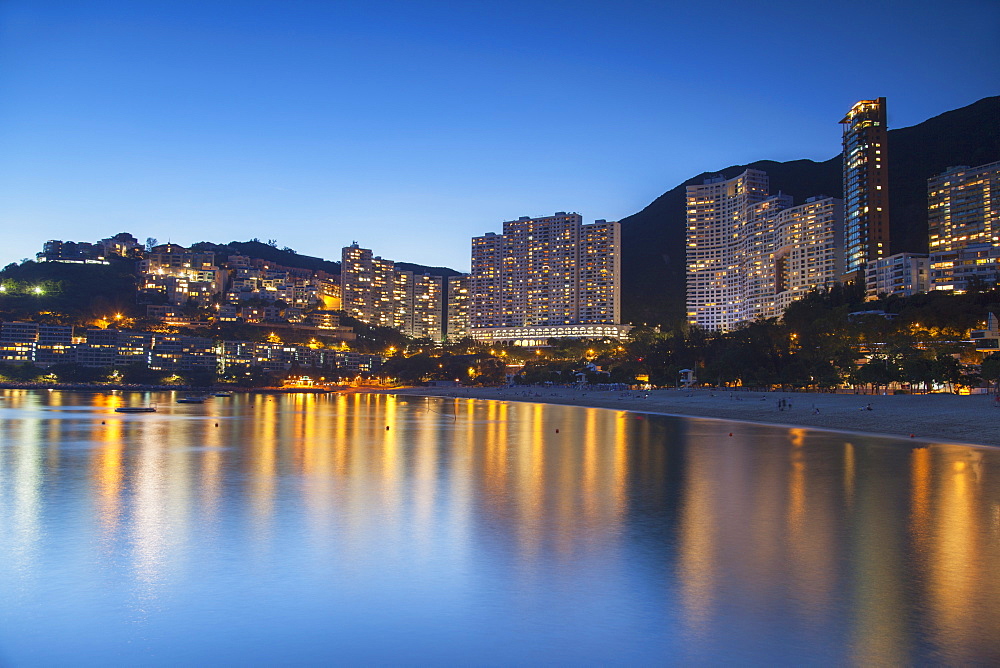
[853,356,897,395]
[981,353,1000,395]
[932,354,962,393]
[899,353,934,393]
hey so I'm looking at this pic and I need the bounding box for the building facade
[445,275,471,341]
[971,312,1000,353]
[469,212,628,345]
[341,244,395,327]
[36,240,108,264]
[686,170,771,331]
[341,244,446,340]
[139,244,223,306]
[929,244,1000,293]
[756,196,844,318]
[928,161,999,253]
[405,272,444,341]
[686,171,843,332]
[926,161,1000,293]
[225,255,322,309]
[865,252,929,299]
[0,322,75,366]
[841,97,890,279]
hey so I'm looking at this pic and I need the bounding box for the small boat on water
[177,395,207,404]
[213,391,233,397]
[115,405,157,413]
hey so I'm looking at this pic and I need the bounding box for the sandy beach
[370,386,1000,448]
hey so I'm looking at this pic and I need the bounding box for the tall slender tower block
[841,97,889,280]
[685,170,770,331]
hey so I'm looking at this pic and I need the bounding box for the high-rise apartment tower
[341,243,395,328]
[841,97,889,279]
[445,275,471,342]
[928,161,1000,253]
[686,170,770,330]
[470,213,628,345]
[927,160,1000,292]
[686,170,843,332]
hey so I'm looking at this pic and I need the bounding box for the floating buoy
[729,433,733,437]
[910,434,915,438]
[386,426,390,430]
[101,421,106,425]
[555,429,559,433]
[215,423,219,427]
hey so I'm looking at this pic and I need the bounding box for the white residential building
[686,170,843,331]
[865,253,929,299]
[470,213,629,345]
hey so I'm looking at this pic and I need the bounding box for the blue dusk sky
[1,0,997,271]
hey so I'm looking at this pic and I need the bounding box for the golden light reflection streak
[47,410,63,470]
[329,392,364,572]
[851,448,907,667]
[413,399,440,561]
[200,410,223,525]
[251,396,279,542]
[484,401,508,501]
[378,395,403,544]
[927,451,984,660]
[516,403,546,562]
[582,409,598,522]
[785,428,836,624]
[612,411,627,522]
[579,410,627,556]
[844,442,856,509]
[334,393,349,476]
[553,407,581,559]
[297,394,312,473]
[484,398,510,549]
[464,398,477,495]
[678,431,717,637]
[347,392,368,509]
[784,427,808,607]
[93,417,124,550]
[444,398,477,566]
[909,447,931,551]
[302,393,337,547]
[787,428,806,529]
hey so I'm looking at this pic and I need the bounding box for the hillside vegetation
[0,258,138,324]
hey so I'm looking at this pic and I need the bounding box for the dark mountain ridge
[190,240,461,278]
[191,240,342,274]
[620,95,1000,327]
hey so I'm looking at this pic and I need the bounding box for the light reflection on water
[0,389,999,665]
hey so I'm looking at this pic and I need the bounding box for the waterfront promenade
[375,386,1000,448]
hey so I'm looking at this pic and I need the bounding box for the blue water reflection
[0,390,998,665]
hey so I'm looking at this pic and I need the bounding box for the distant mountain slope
[620,95,1000,327]
[190,240,342,274]
[394,262,463,278]
[887,96,1000,254]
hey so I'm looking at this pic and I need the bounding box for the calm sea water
[1,389,998,665]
